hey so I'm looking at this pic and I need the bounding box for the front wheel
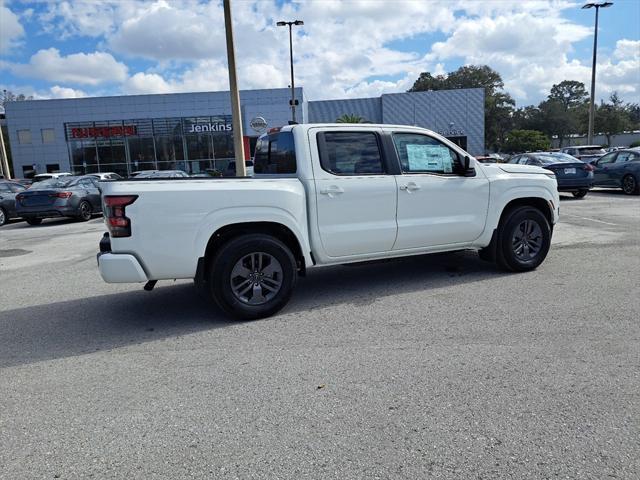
[0,207,7,227]
[622,174,640,195]
[572,189,588,198]
[209,234,298,320]
[496,206,551,272]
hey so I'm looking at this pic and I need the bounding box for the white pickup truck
[98,124,559,319]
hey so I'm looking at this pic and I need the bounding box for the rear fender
[193,206,313,266]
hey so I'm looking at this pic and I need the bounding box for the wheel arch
[197,221,309,284]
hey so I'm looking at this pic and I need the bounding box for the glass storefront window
[155,136,184,170]
[65,116,235,176]
[128,137,156,171]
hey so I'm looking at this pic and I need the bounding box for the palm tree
[336,114,366,123]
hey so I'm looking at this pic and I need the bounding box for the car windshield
[535,153,580,165]
[30,177,78,189]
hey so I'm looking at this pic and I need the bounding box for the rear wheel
[209,234,297,320]
[25,217,42,226]
[0,207,7,227]
[77,201,92,221]
[572,189,588,198]
[622,174,639,195]
[496,206,551,272]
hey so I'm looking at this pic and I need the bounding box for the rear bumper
[98,252,149,283]
[16,206,78,218]
[97,233,148,283]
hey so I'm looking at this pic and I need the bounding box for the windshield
[30,177,77,189]
[535,153,580,164]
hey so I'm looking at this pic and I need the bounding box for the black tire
[572,189,588,198]
[0,207,7,227]
[496,206,551,272]
[77,201,92,221]
[622,174,640,195]
[209,234,297,320]
[25,217,42,226]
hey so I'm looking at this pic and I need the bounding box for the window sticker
[406,144,453,172]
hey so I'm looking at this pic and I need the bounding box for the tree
[503,130,550,153]
[336,114,366,123]
[409,65,514,152]
[595,92,631,146]
[548,80,589,110]
[1,90,34,109]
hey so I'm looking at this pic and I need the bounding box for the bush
[629,140,640,148]
[504,130,550,153]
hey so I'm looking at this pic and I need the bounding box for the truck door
[311,129,398,257]
[389,131,489,250]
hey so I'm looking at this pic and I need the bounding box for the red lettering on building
[70,125,137,138]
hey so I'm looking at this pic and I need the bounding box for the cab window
[317,131,384,175]
[392,133,461,174]
[253,131,297,175]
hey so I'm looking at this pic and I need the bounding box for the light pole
[582,2,613,145]
[277,20,304,123]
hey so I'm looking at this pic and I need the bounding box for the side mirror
[461,155,476,177]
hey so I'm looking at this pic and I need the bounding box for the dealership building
[4,87,484,178]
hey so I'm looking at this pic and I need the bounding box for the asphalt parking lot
[1,190,638,479]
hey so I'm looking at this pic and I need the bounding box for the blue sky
[1,0,639,106]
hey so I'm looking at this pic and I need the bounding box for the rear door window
[254,131,296,174]
[318,131,384,175]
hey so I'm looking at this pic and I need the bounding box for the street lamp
[277,20,304,123]
[582,2,613,145]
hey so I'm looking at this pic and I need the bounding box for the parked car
[591,148,640,195]
[15,175,103,225]
[131,170,189,178]
[97,124,559,320]
[0,180,27,227]
[31,172,72,183]
[508,152,594,198]
[89,172,123,181]
[225,160,255,176]
[560,145,606,163]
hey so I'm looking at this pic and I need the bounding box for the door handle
[320,186,344,196]
[399,182,421,192]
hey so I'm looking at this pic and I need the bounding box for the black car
[508,152,594,198]
[15,175,103,225]
[590,148,640,195]
[0,180,27,227]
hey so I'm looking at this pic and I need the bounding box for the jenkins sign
[71,125,137,138]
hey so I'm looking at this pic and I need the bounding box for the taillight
[16,194,24,201]
[583,164,595,172]
[49,191,73,198]
[103,195,137,238]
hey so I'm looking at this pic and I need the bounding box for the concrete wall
[5,88,301,175]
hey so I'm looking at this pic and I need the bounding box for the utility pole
[223,0,246,176]
[0,93,10,179]
[583,2,613,145]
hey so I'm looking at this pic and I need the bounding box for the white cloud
[109,0,226,61]
[10,48,128,86]
[0,4,25,53]
[49,85,87,98]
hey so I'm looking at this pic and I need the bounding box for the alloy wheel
[0,208,6,226]
[622,175,636,195]
[230,252,283,305]
[511,219,543,261]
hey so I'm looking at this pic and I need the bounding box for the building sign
[249,116,268,134]
[71,125,137,138]
[185,122,232,133]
